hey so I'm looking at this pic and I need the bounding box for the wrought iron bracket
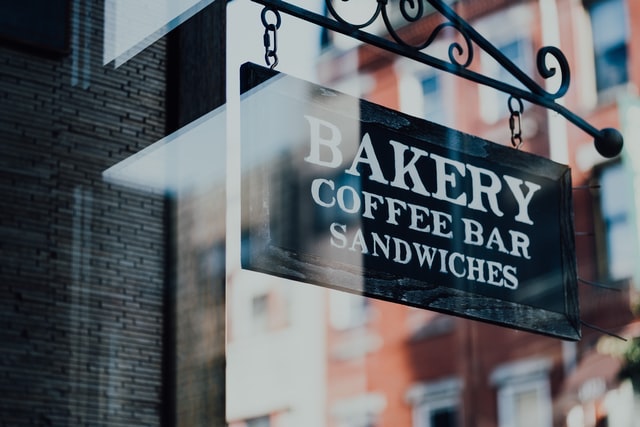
[247,0,623,158]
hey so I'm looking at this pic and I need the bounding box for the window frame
[491,359,553,427]
[0,0,71,56]
[407,377,463,427]
[395,51,453,127]
[593,160,637,282]
[329,290,371,331]
[584,0,630,95]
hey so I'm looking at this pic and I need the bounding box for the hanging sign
[240,62,580,340]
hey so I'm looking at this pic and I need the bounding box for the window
[416,404,458,427]
[421,74,447,125]
[407,378,462,427]
[331,393,386,427]
[597,162,635,281]
[586,0,629,93]
[491,359,552,427]
[480,38,532,123]
[330,291,370,330]
[250,293,269,334]
[247,285,291,335]
[0,0,70,55]
[246,415,271,427]
[430,407,458,427]
[396,58,450,126]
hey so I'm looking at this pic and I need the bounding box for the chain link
[261,7,281,70]
[508,96,524,149]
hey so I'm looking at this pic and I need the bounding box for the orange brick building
[318,1,640,426]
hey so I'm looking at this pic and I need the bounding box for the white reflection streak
[83,0,93,89]
[103,0,215,67]
[71,0,93,88]
[225,5,329,427]
[68,186,93,420]
[102,106,226,195]
[71,0,80,86]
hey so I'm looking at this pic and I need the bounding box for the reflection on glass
[103,0,215,66]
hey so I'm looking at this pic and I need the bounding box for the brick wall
[0,2,168,425]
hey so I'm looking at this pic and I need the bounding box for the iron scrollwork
[248,0,623,157]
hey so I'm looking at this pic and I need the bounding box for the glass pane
[247,415,271,427]
[4,1,640,427]
[589,0,627,51]
[514,389,540,427]
[2,0,227,424]
[600,163,635,280]
[431,407,458,427]
[589,0,629,91]
[0,0,69,53]
[421,74,445,124]
[103,0,216,66]
[594,43,629,92]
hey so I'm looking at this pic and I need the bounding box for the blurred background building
[1,1,640,427]
[228,1,640,427]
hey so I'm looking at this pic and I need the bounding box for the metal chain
[508,96,524,149]
[261,7,281,70]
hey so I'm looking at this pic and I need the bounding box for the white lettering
[413,243,439,268]
[304,115,343,168]
[389,140,430,196]
[486,261,504,286]
[466,164,504,217]
[325,224,521,290]
[438,249,449,273]
[330,222,347,248]
[310,178,335,208]
[371,232,391,258]
[485,227,508,254]
[345,133,388,184]
[462,217,483,246]
[448,252,466,278]
[336,185,361,214]
[350,228,369,253]
[503,175,541,225]
[362,191,384,220]
[466,256,486,283]
[503,265,518,289]
[432,210,453,239]
[431,153,467,206]
[393,237,412,264]
[306,118,543,225]
[407,203,430,233]
[509,230,531,259]
[386,197,407,226]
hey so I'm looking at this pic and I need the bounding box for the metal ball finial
[594,128,623,158]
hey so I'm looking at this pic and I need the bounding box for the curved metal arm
[247,0,623,158]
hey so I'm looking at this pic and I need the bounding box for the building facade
[314,0,640,426]
[0,1,226,425]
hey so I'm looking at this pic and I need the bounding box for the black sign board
[240,62,580,340]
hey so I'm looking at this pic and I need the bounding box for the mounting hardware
[249,0,624,158]
[261,7,281,69]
